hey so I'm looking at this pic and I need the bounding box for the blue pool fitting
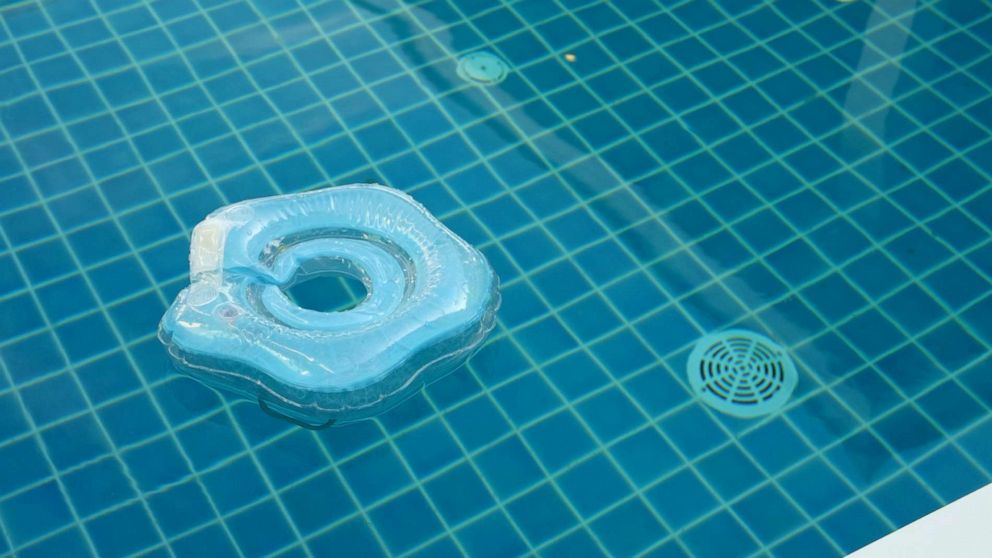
[456,51,510,85]
[159,185,500,428]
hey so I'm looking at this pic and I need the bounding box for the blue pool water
[0,0,991,556]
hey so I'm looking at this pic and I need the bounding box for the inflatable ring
[159,184,500,428]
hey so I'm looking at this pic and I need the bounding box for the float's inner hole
[282,256,370,313]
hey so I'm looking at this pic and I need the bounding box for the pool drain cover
[687,330,797,418]
[457,51,509,85]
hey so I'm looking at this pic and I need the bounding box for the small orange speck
[564,53,576,62]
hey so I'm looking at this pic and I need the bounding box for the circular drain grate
[457,51,509,85]
[687,330,797,418]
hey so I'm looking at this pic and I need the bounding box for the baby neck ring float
[159,184,500,428]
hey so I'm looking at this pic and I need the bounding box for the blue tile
[172,187,223,228]
[309,516,385,558]
[915,445,987,503]
[311,135,369,178]
[425,463,494,526]
[820,501,888,555]
[610,425,681,487]
[780,458,854,518]
[740,418,812,475]
[617,220,678,262]
[150,153,207,193]
[2,206,54,246]
[18,239,77,284]
[590,498,666,557]
[683,283,748,330]
[696,445,763,500]
[20,373,87,425]
[793,332,864,385]
[542,528,606,558]
[928,209,986,252]
[531,260,593,307]
[456,511,527,558]
[886,227,953,275]
[340,444,412,506]
[506,483,577,546]
[227,500,296,558]
[661,404,728,459]
[766,239,829,287]
[826,429,900,490]
[835,368,901,421]
[881,283,947,335]
[17,527,90,558]
[876,344,945,397]
[868,472,941,528]
[176,414,244,471]
[470,337,529,387]
[47,82,106,122]
[646,468,717,529]
[839,309,904,359]
[96,69,153,108]
[918,380,984,434]
[557,453,631,517]
[41,413,111,469]
[0,254,23,297]
[84,141,140,180]
[370,489,443,554]
[624,356,686,415]
[516,317,577,363]
[788,392,859,448]
[445,396,510,452]
[99,393,166,447]
[495,282,544,328]
[395,419,462,477]
[543,350,609,400]
[895,132,952,173]
[121,437,190,492]
[0,392,28,442]
[426,368,483,411]
[637,306,700,357]
[64,457,136,517]
[108,5,156,33]
[493,373,561,426]
[172,525,238,558]
[194,137,254,178]
[733,210,793,254]
[575,240,638,285]
[733,484,804,545]
[0,437,52,497]
[601,139,657,181]
[89,257,149,303]
[560,294,622,342]
[48,187,108,228]
[1,96,56,138]
[683,511,758,558]
[474,436,542,499]
[266,153,323,191]
[491,144,550,188]
[920,320,985,372]
[524,410,595,472]
[772,526,842,558]
[148,479,214,536]
[606,273,667,322]
[577,388,643,442]
[0,481,73,547]
[256,429,327,488]
[202,456,268,513]
[1,330,65,380]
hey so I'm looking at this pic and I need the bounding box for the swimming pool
[0,0,990,556]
